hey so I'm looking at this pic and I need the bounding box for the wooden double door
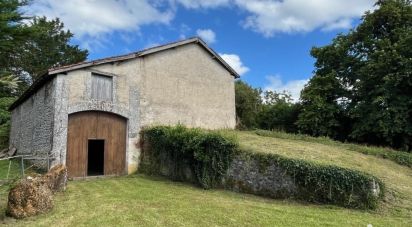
[66,111,127,178]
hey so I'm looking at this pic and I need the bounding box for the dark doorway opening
[88,139,104,176]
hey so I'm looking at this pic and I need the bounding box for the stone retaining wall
[224,155,297,198]
[140,148,382,208]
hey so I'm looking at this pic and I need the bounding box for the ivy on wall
[238,151,385,209]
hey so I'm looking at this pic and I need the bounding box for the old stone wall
[10,79,56,159]
[141,147,382,209]
[141,149,298,198]
[224,155,298,198]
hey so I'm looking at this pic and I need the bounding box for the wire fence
[0,155,52,196]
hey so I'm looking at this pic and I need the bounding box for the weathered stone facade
[9,39,237,174]
[10,80,56,158]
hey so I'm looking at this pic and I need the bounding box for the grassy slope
[0,131,411,226]
[254,130,412,168]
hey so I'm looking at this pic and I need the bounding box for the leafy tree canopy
[0,0,88,149]
[0,0,88,95]
[298,0,412,150]
[235,80,262,129]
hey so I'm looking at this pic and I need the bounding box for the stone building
[9,37,238,177]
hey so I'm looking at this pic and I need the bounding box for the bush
[142,125,238,189]
[258,102,301,133]
[0,97,16,149]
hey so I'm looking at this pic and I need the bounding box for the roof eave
[48,37,239,78]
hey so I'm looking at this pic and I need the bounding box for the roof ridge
[49,37,201,74]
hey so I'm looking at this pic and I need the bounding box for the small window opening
[88,139,104,176]
[91,73,113,101]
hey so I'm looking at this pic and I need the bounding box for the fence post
[21,156,24,177]
[7,159,11,179]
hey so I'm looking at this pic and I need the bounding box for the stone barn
[9,37,238,178]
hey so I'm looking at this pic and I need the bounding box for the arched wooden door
[66,111,127,178]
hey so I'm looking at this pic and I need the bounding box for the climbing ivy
[239,151,385,209]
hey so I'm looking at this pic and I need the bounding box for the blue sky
[25,0,376,101]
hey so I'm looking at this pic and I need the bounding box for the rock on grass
[6,164,68,219]
[6,178,53,219]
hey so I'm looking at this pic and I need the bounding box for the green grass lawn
[1,175,411,227]
[0,159,24,214]
[0,159,23,180]
[0,130,411,226]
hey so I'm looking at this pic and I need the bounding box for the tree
[298,0,412,150]
[0,0,30,66]
[263,90,293,105]
[347,0,412,150]
[297,73,348,139]
[0,0,89,149]
[19,17,88,82]
[0,0,30,95]
[0,0,88,94]
[259,90,301,133]
[0,97,15,149]
[235,80,262,129]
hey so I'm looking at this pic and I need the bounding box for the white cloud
[219,53,249,76]
[196,29,216,44]
[23,0,376,50]
[26,0,174,39]
[174,0,230,9]
[174,0,374,35]
[321,18,353,31]
[234,0,375,36]
[264,75,308,102]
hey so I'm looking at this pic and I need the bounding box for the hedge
[141,125,238,189]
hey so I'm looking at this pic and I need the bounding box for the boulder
[44,164,67,193]
[6,178,53,219]
[6,164,68,219]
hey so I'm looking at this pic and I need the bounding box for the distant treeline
[235,0,412,152]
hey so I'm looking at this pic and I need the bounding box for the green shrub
[142,125,238,189]
[0,97,16,149]
[255,129,412,168]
